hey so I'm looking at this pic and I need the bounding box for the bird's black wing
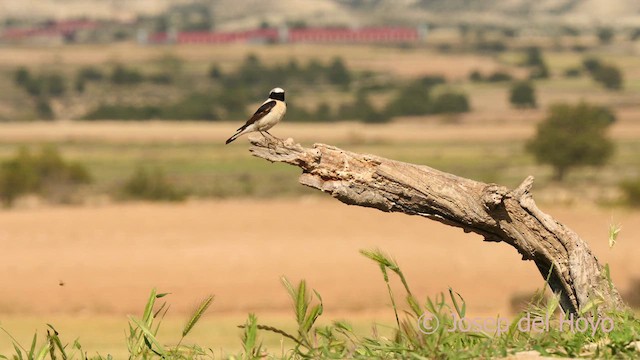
[237,100,276,131]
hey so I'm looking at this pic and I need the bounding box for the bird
[225,87,286,145]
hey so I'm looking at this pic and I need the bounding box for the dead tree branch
[248,136,627,315]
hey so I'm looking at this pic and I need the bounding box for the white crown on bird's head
[269,87,285,101]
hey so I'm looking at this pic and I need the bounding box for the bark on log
[248,136,627,315]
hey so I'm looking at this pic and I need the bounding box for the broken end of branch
[514,176,535,198]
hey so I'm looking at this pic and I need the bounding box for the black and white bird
[225,87,286,145]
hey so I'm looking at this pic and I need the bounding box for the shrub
[46,74,66,97]
[35,97,54,120]
[469,70,483,82]
[509,81,536,108]
[564,67,582,78]
[327,57,351,88]
[111,65,144,84]
[593,64,623,90]
[597,27,615,44]
[353,93,390,123]
[385,81,432,116]
[148,73,173,84]
[13,67,31,87]
[475,40,507,52]
[122,166,186,201]
[528,64,550,80]
[527,102,615,181]
[485,71,513,82]
[524,46,545,67]
[431,92,470,114]
[77,66,104,81]
[83,104,162,120]
[582,57,602,74]
[162,93,219,120]
[208,63,222,79]
[314,102,334,122]
[0,146,91,206]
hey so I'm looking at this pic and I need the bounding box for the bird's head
[269,87,285,101]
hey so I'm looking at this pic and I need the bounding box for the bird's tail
[225,129,244,144]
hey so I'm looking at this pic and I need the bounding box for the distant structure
[1,22,426,46]
[145,26,425,45]
[0,20,99,43]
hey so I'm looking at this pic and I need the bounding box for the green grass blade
[242,313,259,356]
[46,325,67,360]
[28,332,37,359]
[128,316,167,357]
[449,288,466,318]
[13,343,24,360]
[34,343,50,360]
[142,288,158,326]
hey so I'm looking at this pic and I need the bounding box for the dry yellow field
[0,198,639,355]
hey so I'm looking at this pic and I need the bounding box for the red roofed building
[288,27,419,43]
[145,26,425,45]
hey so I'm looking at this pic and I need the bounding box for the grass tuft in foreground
[1,250,639,359]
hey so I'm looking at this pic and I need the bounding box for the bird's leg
[265,131,285,146]
[259,131,276,149]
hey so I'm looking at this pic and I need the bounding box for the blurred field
[1,41,640,356]
[0,198,639,356]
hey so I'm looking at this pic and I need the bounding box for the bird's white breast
[255,100,286,131]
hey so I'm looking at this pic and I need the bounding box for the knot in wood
[481,184,508,210]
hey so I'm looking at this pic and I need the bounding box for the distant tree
[582,57,602,74]
[111,65,143,84]
[593,64,623,90]
[486,71,513,82]
[502,27,517,38]
[528,63,550,80]
[524,46,544,67]
[354,93,389,123]
[509,81,536,108]
[418,75,446,88]
[563,67,582,78]
[597,27,615,44]
[327,57,351,88]
[314,102,334,122]
[208,63,222,79]
[237,54,265,85]
[527,102,615,181]
[385,81,432,116]
[46,74,66,97]
[35,98,54,120]
[77,66,104,82]
[630,28,640,41]
[75,78,85,93]
[431,92,470,114]
[561,26,580,37]
[14,67,31,87]
[523,47,549,79]
[302,59,325,83]
[469,70,483,82]
[458,23,470,41]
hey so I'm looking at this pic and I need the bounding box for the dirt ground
[1,198,638,317]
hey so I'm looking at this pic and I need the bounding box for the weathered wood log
[248,135,627,315]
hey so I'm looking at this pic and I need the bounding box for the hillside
[1,0,640,27]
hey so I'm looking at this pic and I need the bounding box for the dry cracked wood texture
[248,135,626,315]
